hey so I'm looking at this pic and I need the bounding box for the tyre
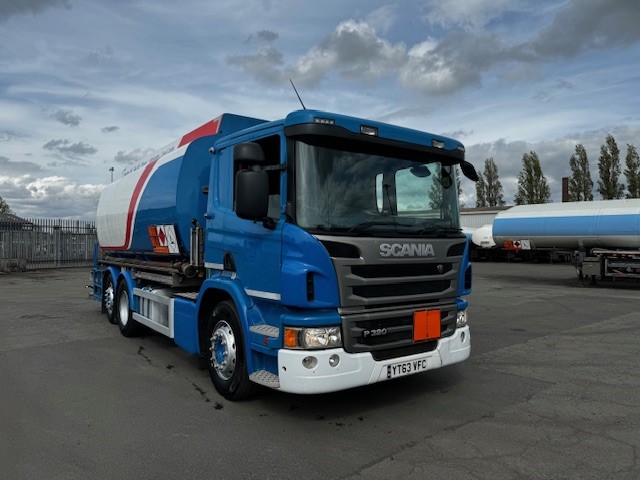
[206,301,256,400]
[115,279,143,337]
[102,272,117,324]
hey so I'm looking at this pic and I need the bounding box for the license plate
[386,357,430,379]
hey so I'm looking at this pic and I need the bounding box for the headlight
[284,326,342,349]
[456,309,468,327]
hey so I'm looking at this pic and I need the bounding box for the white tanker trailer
[492,199,640,282]
[471,224,496,249]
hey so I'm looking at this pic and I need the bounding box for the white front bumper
[277,326,470,394]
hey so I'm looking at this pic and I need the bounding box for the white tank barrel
[471,224,495,249]
[96,114,265,258]
[492,199,640,250]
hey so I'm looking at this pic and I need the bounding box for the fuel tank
[96,114,266,257]
[492,199,640,249]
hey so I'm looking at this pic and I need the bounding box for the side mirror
[439,167,453,189]
[460,160,479,182]
[236,169,269,220]
[234,142,265,165]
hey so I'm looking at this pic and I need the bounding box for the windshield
[294,141,461,236]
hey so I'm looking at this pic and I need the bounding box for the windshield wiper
[416,226,463,236]
[347,220,411,234]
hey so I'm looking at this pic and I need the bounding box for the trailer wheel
[103,273,117,324]
[115,279,143,337]
[206,301,255,400]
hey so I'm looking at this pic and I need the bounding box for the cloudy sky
[1,0,639,218]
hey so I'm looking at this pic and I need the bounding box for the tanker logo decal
[148,225,180,254]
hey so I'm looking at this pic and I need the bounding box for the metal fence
[0,218,97,270]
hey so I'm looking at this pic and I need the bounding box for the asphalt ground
[0,263,638,480]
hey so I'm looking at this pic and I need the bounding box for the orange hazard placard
[148,226,169,254]
[413,310,441,342]
[148,225,180,254]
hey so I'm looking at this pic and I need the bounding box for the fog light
[456,309,468,327]
[329,354,340,367]
[302,356,317,369]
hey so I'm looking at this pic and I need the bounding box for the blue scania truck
[92,109,478,399]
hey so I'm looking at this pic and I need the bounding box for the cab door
[219,133,285,301]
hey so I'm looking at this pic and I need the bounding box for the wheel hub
[118,289,129,326]
[209,320,236,381]
[104,284,114,315]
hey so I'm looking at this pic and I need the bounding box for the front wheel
[206,301,256,400]
[115,279,143,337]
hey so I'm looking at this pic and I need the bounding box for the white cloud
[0,156,42,175]
[43,139,97,160]
[316,20,406,81]
[0,0,71,21]
[399,39,470,95]
[227,46,286,86]
[246,30,279,44]
[113,148,155,165]
[0,175,104,219]
[51,109,81,126]
[422,0,514,31]
[531,0,640,58]
[365,4,399,35]
[231,20,406,87]
[0,129,29,141]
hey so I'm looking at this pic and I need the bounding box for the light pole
[109,167,114,182]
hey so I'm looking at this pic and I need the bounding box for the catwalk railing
[0,218,97,270]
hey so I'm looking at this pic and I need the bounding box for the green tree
[428,167,461,211]
[597,134,624,200]
[483,158,505,207]
[475,173,487,207]
[0,196,13,214]
[568,144,593,201]
[624,143,640,199]
[428,172,443,210]
[514,151,551,205]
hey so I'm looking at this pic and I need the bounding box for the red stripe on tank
[178,117,221,147]
[106,159,158,250]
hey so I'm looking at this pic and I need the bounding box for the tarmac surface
[0,262,638,480]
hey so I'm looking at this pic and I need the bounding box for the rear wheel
[102,272,117,324]
[115,279,143,337]
[206,301,255,400]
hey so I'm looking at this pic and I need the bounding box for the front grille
[352,263,452,278]
[316,234,464,310]
[353,280,450,298]
[345,261,455,306]
[342,304,457,359]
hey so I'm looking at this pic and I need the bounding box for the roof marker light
[432,139,445,149]
[314,117,335,125]
[360,125,378,136]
